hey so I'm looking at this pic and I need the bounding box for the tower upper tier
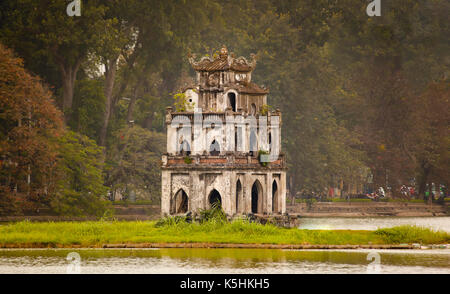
[185,46,269,114]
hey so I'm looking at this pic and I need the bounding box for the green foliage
[173,92,195,112]
[106,126,165,203]
[183,156,193,164]
[260,104,272,116]
[69,79,105,140]
[198,201,227,224]
[155,215,188,228]
[99,208,117,222]
[375,226,450,245]
[51,131,109,216]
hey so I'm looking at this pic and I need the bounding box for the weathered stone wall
[166,111,281,156]
[161,168,286,216]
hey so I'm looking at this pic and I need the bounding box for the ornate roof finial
[219,45,228,60]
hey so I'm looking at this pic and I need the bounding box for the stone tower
[161,46,286,216]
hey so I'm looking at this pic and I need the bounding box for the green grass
[0,220,448,247]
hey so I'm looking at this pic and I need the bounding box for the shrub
[155,215,188,227]
[184,156,193,164]
[198,201,227,223]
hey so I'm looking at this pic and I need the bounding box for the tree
[105,126,165,203]
[326,0,449,196]
[413,81,449,199]
[51,131,109,216]
[0,0,113,121]
[69,78,105,140]
[0,43,64,214]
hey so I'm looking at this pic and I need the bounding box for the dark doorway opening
[251,181,262,213]
[228,92,236,112]
[272,180,278,213]
[236,179,242,213]
[209,189,222,208]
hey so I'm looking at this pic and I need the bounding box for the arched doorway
[228,92,236,112]
[208,189,222,208]
[171,189,188,214]
[209,140,220,156]
[236,179,242,214]
[272,180,279,213]
[251,180,263,214]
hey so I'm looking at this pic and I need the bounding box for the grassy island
[0,219,448,248]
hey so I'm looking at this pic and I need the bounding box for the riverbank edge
[2,242,450,250]
[0,243,421,249]
[1,202,447,222]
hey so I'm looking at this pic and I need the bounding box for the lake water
[298,216,450,232]
[0,248,449,274]
[0,217,448,274]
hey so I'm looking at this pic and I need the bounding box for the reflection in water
[298,217,450,232]
[0,248,449,274]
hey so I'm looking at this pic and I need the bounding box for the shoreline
[0,202,446,222]
[1,243,449,250]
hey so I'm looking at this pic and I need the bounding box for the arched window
[228,92,236,112]
[179,140,191,155]
[250,103,257,115]
[249,131,257,156]
[209,139,220,156]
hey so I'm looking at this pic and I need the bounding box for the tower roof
[231,82,269,94]
[188,46,257,73]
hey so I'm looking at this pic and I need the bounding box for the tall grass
[374,225,450,244]
[0,219,448,247]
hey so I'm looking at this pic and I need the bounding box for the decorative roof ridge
[188,45,257,72]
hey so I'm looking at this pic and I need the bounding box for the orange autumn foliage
[0,43,64,214]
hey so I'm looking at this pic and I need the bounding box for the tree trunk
[418,164,430,200]
[126,90,137,124]
[99,57,118,146]
[427,182,433,205]
[289,175,295,205]
[99,32,144,146]
[59,59,81,123]
[126,78,144,124]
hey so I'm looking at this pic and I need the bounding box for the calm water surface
[298,217,450,232]
[0,248,449,274]
[1,217,448,274]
